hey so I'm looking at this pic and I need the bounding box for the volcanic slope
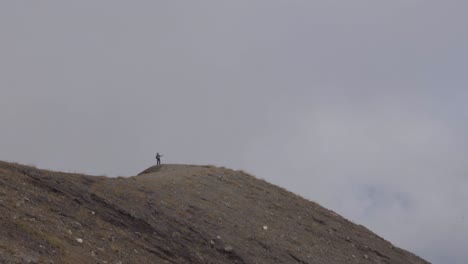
[0,161,428,264]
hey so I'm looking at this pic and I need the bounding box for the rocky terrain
[0,161,428,263]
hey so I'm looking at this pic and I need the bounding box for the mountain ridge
[0,161,428,263]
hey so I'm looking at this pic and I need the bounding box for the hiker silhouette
[156,153,164,165]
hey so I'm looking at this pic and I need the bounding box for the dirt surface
[0,161,429,264]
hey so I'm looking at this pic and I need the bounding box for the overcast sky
[1,1,467,263]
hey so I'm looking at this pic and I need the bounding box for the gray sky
[1,1,467,263]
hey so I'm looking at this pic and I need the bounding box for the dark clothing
[156,153,163,165]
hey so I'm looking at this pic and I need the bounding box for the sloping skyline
[1,1,467,263]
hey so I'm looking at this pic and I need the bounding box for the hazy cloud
[1,1,467,263]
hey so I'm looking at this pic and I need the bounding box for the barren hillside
[0,161,428,264]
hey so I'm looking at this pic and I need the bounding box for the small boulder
[224,245,234,253]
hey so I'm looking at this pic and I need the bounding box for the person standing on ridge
[156,153,164,165]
